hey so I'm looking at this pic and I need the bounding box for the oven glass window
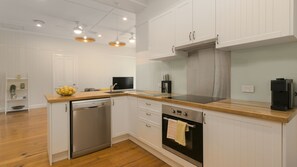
[162,114,203,164]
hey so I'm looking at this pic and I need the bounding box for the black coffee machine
[161,74,172,94]
[271,78,294,111]
[161,81,172,93]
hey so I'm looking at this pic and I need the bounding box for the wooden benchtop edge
[45,91,296,123]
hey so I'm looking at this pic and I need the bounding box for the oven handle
[163,117,196,128]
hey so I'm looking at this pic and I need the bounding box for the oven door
[162,114,203,167]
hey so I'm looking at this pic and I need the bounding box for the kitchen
[1,0,297,167]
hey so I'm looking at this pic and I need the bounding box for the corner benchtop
[45,91,296,123]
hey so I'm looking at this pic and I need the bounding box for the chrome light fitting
[129,32,136,43]
[34,20,45,27]
[73,21,83,35]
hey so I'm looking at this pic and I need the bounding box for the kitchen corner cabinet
[47,102,70,165]
[149,9,187,60]
[203,110,284,167]
[127,96,138,137]
[111,96,128,138]
[175,0,216,48]
[216,0,297,50]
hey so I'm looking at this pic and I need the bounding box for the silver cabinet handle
[146,124,151,128]
[146,113,151,116]
[65,104,67,112]
[216,34,219,45]
[193,31,196,40]
[145,103,151,106]
[203,113,206,124]
[172,45,175,53]
[189,32,192,41]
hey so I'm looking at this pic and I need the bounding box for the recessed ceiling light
[122,17,128,21]
[83,36,87,40]
[34,20,45,28]
[98,34,102,38]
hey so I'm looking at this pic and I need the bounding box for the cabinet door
[149,9,176,59]
[204,111,282,167]
[51,102,69,154]
[137,118,162,149]
[111,97,128,138]
[193,0,216,43]
[175,0,193,47]
[216,0,291,49]
[127,97,138,137]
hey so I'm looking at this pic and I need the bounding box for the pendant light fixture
[75,36,96,43]
[109,31,126,47]
[109,15,126,47]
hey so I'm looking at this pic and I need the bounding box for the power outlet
[241,85,255,93]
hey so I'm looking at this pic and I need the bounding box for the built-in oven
[162,105,204,167]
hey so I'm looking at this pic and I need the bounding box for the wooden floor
[0,108,170,167]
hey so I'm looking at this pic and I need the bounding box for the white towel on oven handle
[167,119,177,140]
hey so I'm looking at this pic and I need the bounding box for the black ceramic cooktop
[167,95,224,104]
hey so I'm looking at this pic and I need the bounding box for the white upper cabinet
[149,9,177,59]
[216,0,297,49]
[175,0,193,47]
[193,0,216,43]
[175,0,216,48]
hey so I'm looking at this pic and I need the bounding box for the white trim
[29,103,46,109]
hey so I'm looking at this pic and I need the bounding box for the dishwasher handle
[72,98,111,110]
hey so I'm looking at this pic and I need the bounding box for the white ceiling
[0,0,147,47]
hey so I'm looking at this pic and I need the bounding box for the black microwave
[112,77,134,90]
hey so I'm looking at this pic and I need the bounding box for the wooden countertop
[45,91,297,123]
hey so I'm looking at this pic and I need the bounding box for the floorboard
[0,108,170,167]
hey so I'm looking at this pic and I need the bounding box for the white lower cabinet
[137,118,162,149]
[203,110,282,167]
[111,96,128,138]
[47,97,297,167]
[47,102,70,165]
[136,98,162,149]
[127,96,138,137]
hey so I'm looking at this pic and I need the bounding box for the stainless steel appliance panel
[71,98,111,158]
[162,104,203,167]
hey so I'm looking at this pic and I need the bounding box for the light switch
[241,85,255,93]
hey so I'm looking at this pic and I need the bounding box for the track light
[73,22,83,35]
[34,20,45,28]
[129,33,136,43]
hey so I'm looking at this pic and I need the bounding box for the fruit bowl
[56,86,76,96]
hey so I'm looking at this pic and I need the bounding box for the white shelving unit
[5,75,29,114]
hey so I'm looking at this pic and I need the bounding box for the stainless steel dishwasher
[71,98,111,158]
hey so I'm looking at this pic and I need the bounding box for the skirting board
[29,103,46,109]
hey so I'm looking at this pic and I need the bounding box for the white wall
[231,42,297,105]
[135,0,187,94]
[136,52,187,93]
[0,72,5,112]
[0,29,136,110]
